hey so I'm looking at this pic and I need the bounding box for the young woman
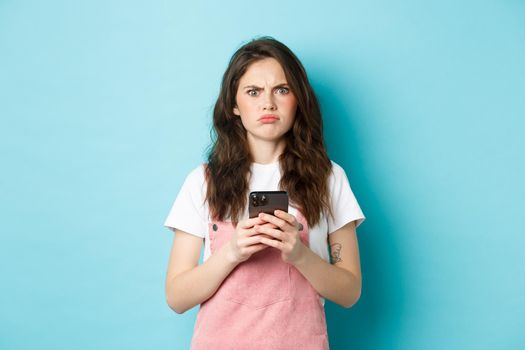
[164,36,366,350]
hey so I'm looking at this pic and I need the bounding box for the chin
[249,134,282,143]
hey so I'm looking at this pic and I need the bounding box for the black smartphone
[248,191,288,218]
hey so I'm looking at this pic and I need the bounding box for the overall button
[212,223,218,231]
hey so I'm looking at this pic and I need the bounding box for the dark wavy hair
[205,36,333,226]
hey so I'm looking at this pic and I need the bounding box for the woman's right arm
[164,230,236,314]
[165,217,270,314]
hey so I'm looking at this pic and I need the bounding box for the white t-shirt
[164,160,366,264]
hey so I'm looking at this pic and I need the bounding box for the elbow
[342,272,362,308]
[166,289,188,314]
[166,276,190,314]
[166,295,188,314]
[342,287,361,308]
[172,306,188,315]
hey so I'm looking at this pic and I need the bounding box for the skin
[233,57,297,164]
[165,58,362,314]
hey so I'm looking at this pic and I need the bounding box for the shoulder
[329,160,345,176]
[328,160,349,183]
[180,163,207,193]
[326,160,356,196]
[186,163,206,180]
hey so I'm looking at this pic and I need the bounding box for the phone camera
[250,193,268,207]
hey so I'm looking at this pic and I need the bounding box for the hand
[255,210,306,265]
[225,216,277,264]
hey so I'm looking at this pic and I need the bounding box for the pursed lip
[258,114,279,120]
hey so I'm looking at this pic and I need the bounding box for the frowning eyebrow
[242,83,290,89]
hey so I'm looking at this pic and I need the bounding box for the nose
[262,91,276,111]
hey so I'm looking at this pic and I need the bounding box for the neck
[247,136,286,164]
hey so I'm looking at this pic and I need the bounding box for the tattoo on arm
[330,243,342,264]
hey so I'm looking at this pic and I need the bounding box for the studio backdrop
[1,1,524,349]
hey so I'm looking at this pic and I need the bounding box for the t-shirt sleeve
[327,161,366,234]
[163,165,207,238]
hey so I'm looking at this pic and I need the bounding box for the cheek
[237,96,256,113]
[286,98,298,127]
[281,95,298,111]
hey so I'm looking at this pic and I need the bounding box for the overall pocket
[222,247,292,309]
[209,221,292,309]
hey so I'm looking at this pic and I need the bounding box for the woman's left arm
[256,211,362,308]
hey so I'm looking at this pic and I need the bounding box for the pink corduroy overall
[190,211,329,350]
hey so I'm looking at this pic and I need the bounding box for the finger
[239,225,275,239]
[260,222,278,229]
[260,237,284,250]
[255,225,284,241]
[245,243,269,254]
[238,216,266,229]
[258,212,289,230]
[274,210,298,227]
[242,226,274,238]
[238,234,270,247]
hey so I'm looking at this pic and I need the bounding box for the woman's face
[233,58,298,144]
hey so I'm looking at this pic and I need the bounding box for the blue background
[1,1,524,349]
